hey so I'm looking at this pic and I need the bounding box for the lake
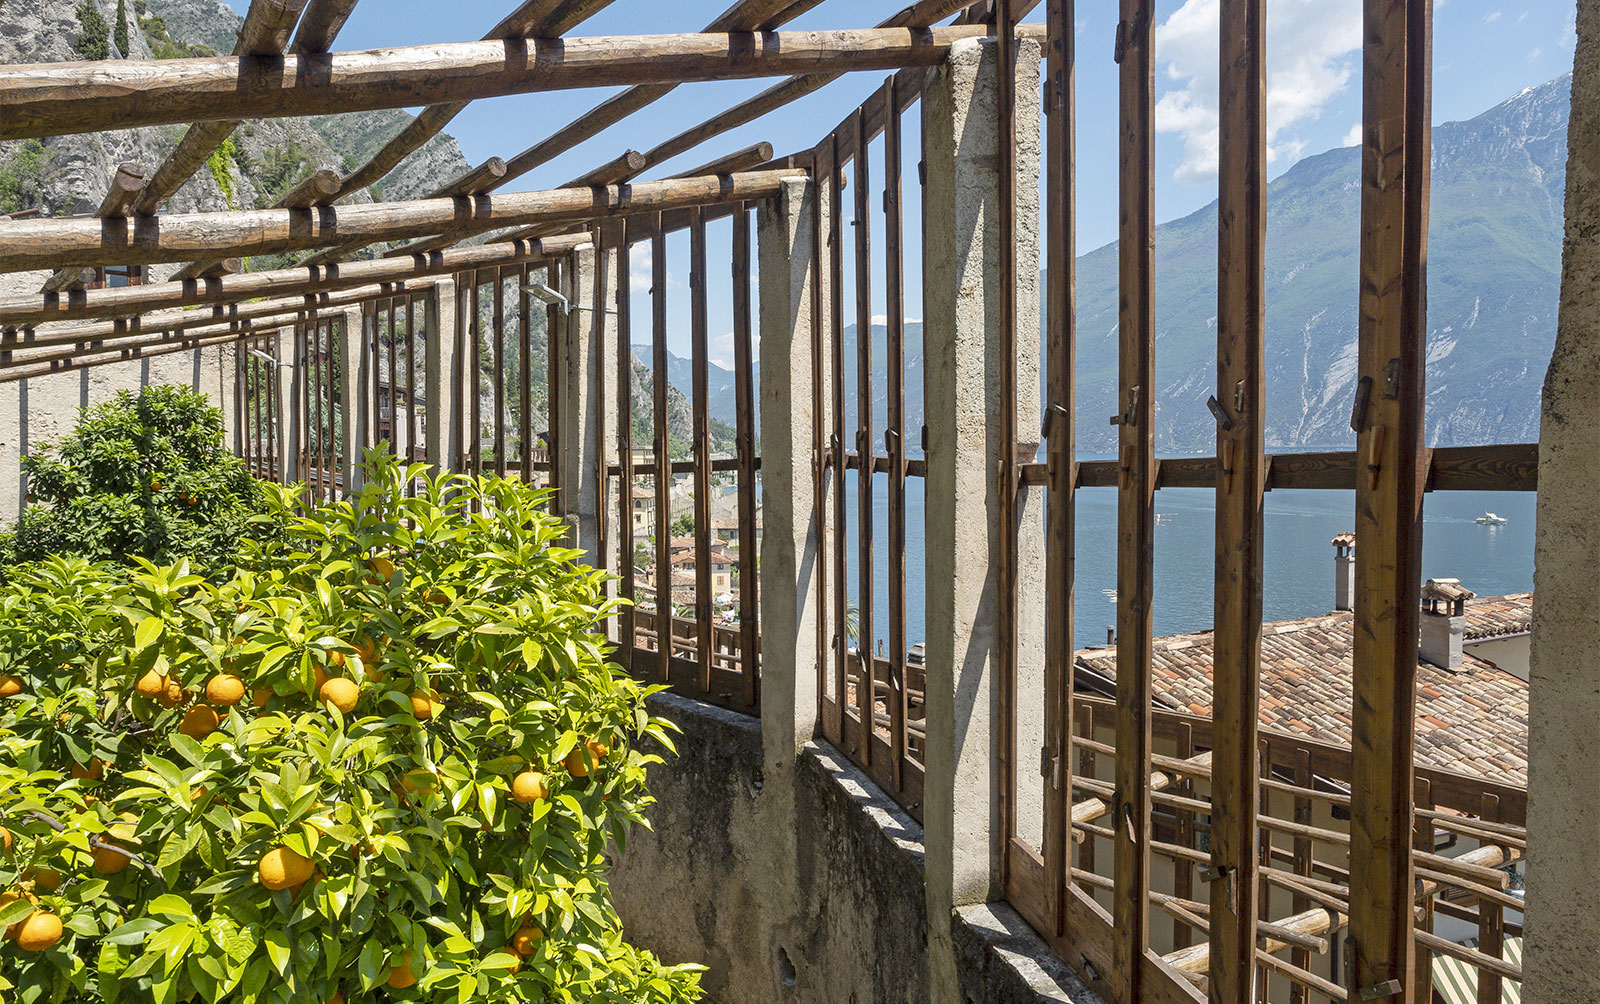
[839,468,1536,652]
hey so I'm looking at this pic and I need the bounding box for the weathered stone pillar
[272,328,294,484]
[284,334,303,485]
[560,241,620,571]
[1526,6,1600,999]
[425,278,460,474]
[920,34,1043,1003]
[338,306,368,494]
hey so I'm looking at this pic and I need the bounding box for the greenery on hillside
[73,2,110,60]
[0,140,46,216]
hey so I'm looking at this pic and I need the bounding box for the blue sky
[222,0,1578,365]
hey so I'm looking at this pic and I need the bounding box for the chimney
[1420,578,1474,670]
[1332,533,1356,612]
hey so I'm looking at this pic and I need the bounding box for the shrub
[75,2,111,60]
[0,454,701,1002]
[114,0,129,56]
[2,385,277,573]
[0,139,47,217]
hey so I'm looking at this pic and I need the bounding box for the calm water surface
[840,468,1535,652]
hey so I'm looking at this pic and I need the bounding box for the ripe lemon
[71,758,105,781]
[386,952,417,988]
[177,705,220,739]
[409,691,435,720]
[0,675,23,697]
[258,847,314,891]
[511,925,544,955]
[206,674,245,706]
[320,678,360,715]
[15,910,61,952]
[91,843,130,875]
[511,771,548,803]
[134,669,168,699]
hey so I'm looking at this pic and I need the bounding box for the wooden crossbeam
[0,234,587,328]
[669,141,775,179]
[38,163,145,293]
[325,0,619,202]
[0,169,799,273]
[429,0,961,198]
[170,169,342,280]
[290,0,360,54]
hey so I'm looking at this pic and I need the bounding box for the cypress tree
[114,0,130,57]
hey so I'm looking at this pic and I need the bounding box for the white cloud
[1154,0,1361,182]
[870,313,924,326]
[1483,10,1501,23]
[626,242,680,294]
[1341,123,1362,147]
[1528,46,1543,61]
[1559,16,1576,48]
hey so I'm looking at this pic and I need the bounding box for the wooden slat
[1041,0,1076,946]
[851,106,874,768]
[545,260,563,504]
[826,131,849,744]
[1348,0,1432,998]
[1414,778,1436,1003]
[592,226,611,570]
[1209,0,1267,997]
[882,74,907,791]
[690,211,714,693]
[1112,1,1156,1000]
[651,225,671,682]
[670,142,776,180]
[994,0,1020,894]
[493,267,506,476]
[0,171,798,274]
[408,290,419,471]
[1476,792,1504,1004]
[617,231,636,671]
[731,204,759,708]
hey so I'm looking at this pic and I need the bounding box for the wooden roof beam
[129,0,310,216]
[37,163,146,294]
[325,0,619,202]
[290,0,360,54]
[428,0,849,197]
[669,141,775,179]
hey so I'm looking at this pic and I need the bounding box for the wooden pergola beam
[325,0,619,201]
[669,141,775,178]
[397,0,970,197]
[0,234,587,327]
[0,169,799,273]
[290,0,360,54]
[38,162,145,293]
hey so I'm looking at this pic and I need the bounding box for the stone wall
[611,693,1098,1004]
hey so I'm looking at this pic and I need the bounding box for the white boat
[1476,512,1508,525]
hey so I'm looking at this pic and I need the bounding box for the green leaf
[133,615,164,652]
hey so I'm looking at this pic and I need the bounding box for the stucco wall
[611,693,1098,1004]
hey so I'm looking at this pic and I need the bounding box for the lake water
[839,468,1536,652]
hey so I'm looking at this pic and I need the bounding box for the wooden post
[690,211,713,693]
[1113,1,1157,1001]
[731,204,760,709]
[339,306,367,493]
[650,229,671,678]
[1209,0,1266,999]
[617,231,636,671]
[1348,0,1431,999]
[851,103,874,764]
[1413,778,1435,1004]
[274,327,294,484]
[1476,792,1503,1004]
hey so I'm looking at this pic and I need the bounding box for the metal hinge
[1113,9,1146,64]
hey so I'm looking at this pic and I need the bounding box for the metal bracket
[1110,385,1141,427]
[1041,401,1070,438]
[1349,375,1373,432]
[1206,395,1235,432]
[1383,358,1402,399]
[1359,980,1403,1000]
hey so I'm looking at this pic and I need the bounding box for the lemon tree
[0,453,701,1002]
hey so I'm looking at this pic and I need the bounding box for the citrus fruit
[177,705,220,739]
[258,847,314,891]
[511,925,544,955]
[409,691,435,720]
[320,678,359,715]
[71,758,105,781]
[251,687,273,708]
[206,674,245,706]
[134,669,167,699]
[23,869,61,891]
[386,952,417,988]
[563,748,591,778]
[0,675,22,697]
[91,844,130,875]
[15,911,61,951]
[511,771,548,803]
[159,681,187,708]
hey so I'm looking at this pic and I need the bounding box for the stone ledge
[952,902,1104,1004]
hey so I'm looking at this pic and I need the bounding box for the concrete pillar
[758,176,824,768]
[920,34,1043,1003]
[338,306,369,494]
[425,279,460,474]
[756,174,826,1000]
[1526,6,1600,999]
[284,332,303,485]
[560,241,620,570]
[272,328,294,485]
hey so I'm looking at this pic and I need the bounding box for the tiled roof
[1463,592,1532,640]
[1074,595,1531,786]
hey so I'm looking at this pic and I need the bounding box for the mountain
[671,76,1567,457]
[1073,73,1568,453]
[0,0,471,261]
